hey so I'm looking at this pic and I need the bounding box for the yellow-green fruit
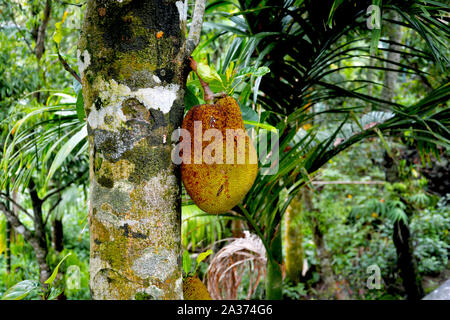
[183,276,212,300]
[181,96,258,214]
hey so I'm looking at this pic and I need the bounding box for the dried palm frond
[206,231,266,300]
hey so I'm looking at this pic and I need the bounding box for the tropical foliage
[0,0,448,300]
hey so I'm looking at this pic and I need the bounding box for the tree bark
[381,11,402,103]
[392,218,424,300]
[383,151,424,299]
[305,188,349,299]
[283,191,303,283]
[28,179,51,286]
[4,181,12,273]
[5,220,11,273]
[52,218,64,253]
[380,14,425,297]
[78,0,191,299]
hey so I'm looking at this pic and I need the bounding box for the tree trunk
[283,192,303,283]
[52,218,64,253]
[5,220,11,273]
[383,151,424,299]
[4,183,12,274]
[381,11,402,103]
[392,219,424,300]
[379,14,424,299]
[28,180,51,286]
[78,0,190,299]
[305,188,349,299]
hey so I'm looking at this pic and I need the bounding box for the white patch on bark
[175,1,187,22]
[132,247,178,282]
[142,169,178,210]
[77,49,91,75]
[143,285,163,299]
[134,84,180,114]
[152,75,161,83]
[88,79,180,130]
[87,104,127,130]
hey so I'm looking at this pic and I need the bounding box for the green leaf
[243,120,277,132]
[184,85,200,111]
[76,91,85,122]
[45,252,72,286]
[47,287,63,300]
[46,126,87,185]
[196,249,213,266]
[182,250,192,275]
[197,63,223,84]
[1,280,39,300]
[53,21,63,44]
[240,103,258,122]
[253,66,270,77]
[327,0,344,27]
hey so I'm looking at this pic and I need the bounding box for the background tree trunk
[5,220,11,273]
[380,14,424,299]
[381,11,402,103]
[78,0,189,299]
[304,188,349,299]
[383,151,424,299]
[52,219,64,253]
[28,179,51,286]
[283,191,304,283]
[5,183,11,273]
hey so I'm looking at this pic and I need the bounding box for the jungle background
[0,0,449,300]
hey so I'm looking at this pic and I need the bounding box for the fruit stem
[189,57,215,104]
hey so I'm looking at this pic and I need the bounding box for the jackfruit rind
[181,96,258,214]
[183,276,212,300]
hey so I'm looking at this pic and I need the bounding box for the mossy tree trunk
[78,0,197,299]
[283,191,304,284]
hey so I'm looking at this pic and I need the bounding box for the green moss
[121,98,150,121]
[94,156,103,173]
[97,175,114,188]
[135,292,154,300]
[124,142,172,184]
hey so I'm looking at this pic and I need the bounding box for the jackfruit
[183,276,212,300]
[180,96,258,214]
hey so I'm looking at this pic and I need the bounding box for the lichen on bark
[79,0,189,299]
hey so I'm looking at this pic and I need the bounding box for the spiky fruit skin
[183,276,212,300]
[181,96,258,214]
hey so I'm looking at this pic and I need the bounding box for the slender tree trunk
[5,220,11,273]
[381,12,402,103]
[383,151,424,299]
[380,15,424,298]
[32,0,52,102]
[5,183,11,273]
[305,188,349,299]
[392,218,424,300]
[52,219,64,253]
[283,191,304,283]
[28,179,51,286]
[78,0,190,299]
